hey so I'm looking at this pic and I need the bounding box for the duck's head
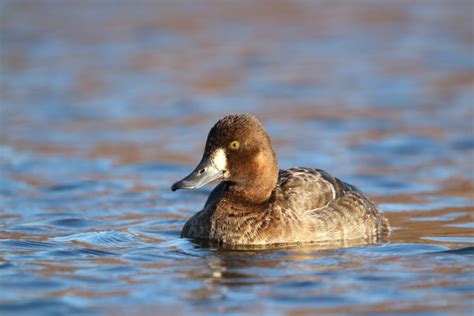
[171,114,278,203]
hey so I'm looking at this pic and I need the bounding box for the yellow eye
[229,140,240,150]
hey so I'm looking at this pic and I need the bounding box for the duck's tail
[381,216,390,235]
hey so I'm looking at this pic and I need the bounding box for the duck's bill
[171,155,225,191]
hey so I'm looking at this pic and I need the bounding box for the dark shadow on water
[431,246,474,256]
[188,234,387,252]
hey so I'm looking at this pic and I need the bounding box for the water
[1,1,473,315]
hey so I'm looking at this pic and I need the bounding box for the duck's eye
[229,140,240,150]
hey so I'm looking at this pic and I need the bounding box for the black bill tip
[171,180,187,191]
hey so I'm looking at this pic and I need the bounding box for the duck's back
[272,168,389,242]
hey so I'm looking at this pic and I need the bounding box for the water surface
[1,1,473,315]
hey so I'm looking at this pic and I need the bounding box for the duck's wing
[276,167,354,211]
[276,167,389,236]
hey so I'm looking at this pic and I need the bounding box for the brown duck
[171,114,389,247]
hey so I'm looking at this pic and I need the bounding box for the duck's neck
[227,150,278,204]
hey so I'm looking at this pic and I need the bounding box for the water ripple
[53,231,137,246]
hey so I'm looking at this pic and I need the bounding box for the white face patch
[211,148,227,173]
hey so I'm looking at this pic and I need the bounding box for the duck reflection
[182,235,385,304]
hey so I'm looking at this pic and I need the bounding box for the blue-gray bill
[171,155,225,191]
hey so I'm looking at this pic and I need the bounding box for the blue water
[1,1,473,315]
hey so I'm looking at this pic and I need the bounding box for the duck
[171,114,389,247]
